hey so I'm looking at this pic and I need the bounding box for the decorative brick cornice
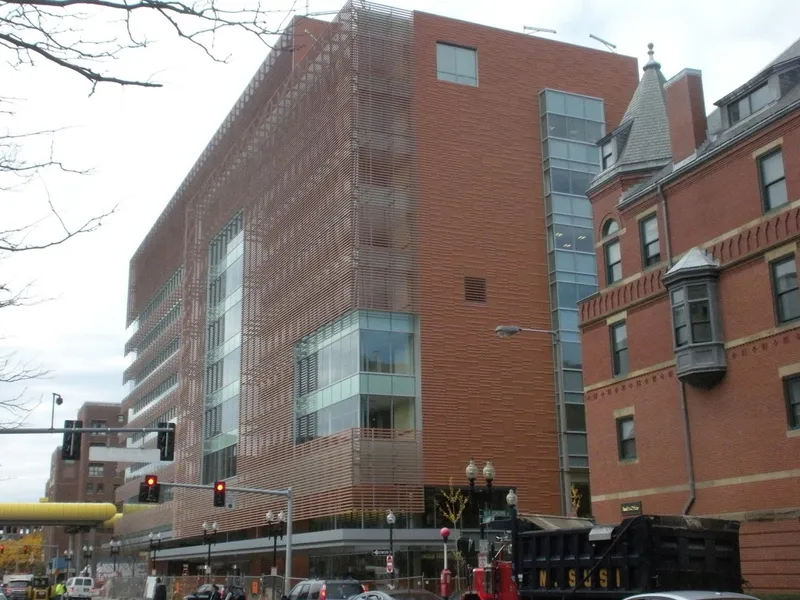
[580,203,800,327]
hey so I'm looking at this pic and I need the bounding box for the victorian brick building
[579,40,800,592]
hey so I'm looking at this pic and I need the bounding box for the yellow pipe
[0,503,117,524]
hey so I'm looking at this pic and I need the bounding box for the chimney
[665,69,707,164]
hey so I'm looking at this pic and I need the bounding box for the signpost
[480,509,511,524]
[372,549,391,556]
[385,555,394,574]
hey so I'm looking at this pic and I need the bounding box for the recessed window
[464,277,487,303]
[771,256,799,324]
[602,142,614,169]
[759,149,787,211]
[610,321,628,377]
[605,240,622,285]
[88,463,104,477]
[616,415,636,460]
[436,43,478,87]
[786,375,800,430]
[639,215,661,267]
[96,483,104,494]
[671,284,713,346]
[602,219,619,237]
[729,84,771,125]
[85,483,94,494]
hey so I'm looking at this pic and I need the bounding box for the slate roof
[615,46,673,169]
[665,248,720,277]
[589,44,672,191]
[618,35,800,207]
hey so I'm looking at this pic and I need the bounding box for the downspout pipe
[679,381,696,515]
[658,182,696,515]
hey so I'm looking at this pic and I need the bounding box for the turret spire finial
[644,42,661,71]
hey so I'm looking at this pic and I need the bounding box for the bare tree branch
[0,0,290,90]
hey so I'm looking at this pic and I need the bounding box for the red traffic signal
[0,545,4,554]
[146,475,157,486]
[139,474,161,504]
[213,481,226,507]
[23,545,28,554]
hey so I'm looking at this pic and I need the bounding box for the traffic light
[1,545,4,554]
[157,422,176,461]
[61,419,83,460]
[138,474,161,503]
[213,481,226,507]
[23,545,28,554]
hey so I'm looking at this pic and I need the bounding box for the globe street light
[386,510,396,583]
[265,510,285,600]
[202,521,218,581]
[110,539,121,574]
[506,489,519,580]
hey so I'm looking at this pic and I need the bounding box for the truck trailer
[468,514,744,600]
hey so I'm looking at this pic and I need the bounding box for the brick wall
[580,87,800,594]
[412,11,638,513]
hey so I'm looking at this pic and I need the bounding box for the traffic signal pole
[156,481,294,594]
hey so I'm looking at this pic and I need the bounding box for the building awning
[154,528,458,561]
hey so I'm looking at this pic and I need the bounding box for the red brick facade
[580,76,800,592]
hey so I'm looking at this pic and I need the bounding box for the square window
[759,149,787,211]
[786,376,800,430]
[604,240,622,285]
[85,482,93,494]
[771,256,799,324]
[436,43,477,87]
[88,463,104,478]
[610,322,628,377]
[616,415,636,460]
[639,215,661,267]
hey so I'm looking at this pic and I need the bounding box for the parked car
[284,580,365,600]
[64,577,94,600]
[349,591,440,600]
[183,584,220,600]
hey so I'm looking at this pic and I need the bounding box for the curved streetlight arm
[495,325,559,340]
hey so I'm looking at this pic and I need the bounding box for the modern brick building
[43,402,125,574]
[116,1,639,577]
[579,40,800,592]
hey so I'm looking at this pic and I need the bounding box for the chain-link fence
[99,574,472,600]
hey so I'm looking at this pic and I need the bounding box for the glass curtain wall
[539,89,605,516]
[202,213,244,484]
[294,310,417,444]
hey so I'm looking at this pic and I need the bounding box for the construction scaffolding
[118,2,422,541]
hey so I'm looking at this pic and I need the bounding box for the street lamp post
[82,545,93,576]
[265,511,284,600]
[506,489,519,582]
[63,550,73,578]
[110,540,121,574]
[495,325,569,515]
[202,521,218,582]
[465,458,496,574]
[386,510,396,584]
[148,533,162,575]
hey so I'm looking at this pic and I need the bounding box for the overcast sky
[1,0,798,503]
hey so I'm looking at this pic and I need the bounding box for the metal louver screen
[117,1,423,539]
[464,277,487,303]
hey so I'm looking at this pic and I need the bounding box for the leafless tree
[0,0,296,418]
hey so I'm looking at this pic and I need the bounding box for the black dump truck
[469,514,744,600]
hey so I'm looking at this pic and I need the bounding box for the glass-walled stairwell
[539,89,605,516]
[202,213,244,484]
